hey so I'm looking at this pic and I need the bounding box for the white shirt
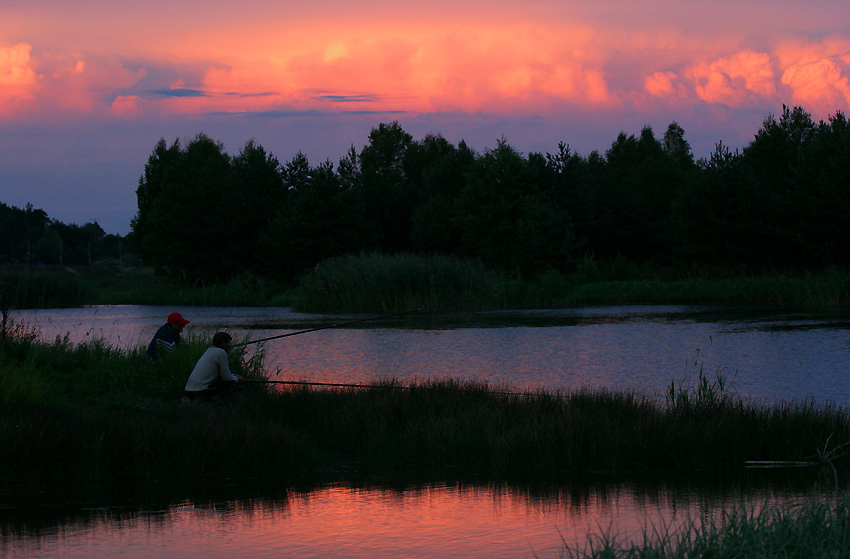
[184,347,237,391]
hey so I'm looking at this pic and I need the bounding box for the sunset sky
[2,0,849,234]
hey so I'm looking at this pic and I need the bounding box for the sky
[2,0,849,235]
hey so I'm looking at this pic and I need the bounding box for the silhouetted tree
[261,158,365,279]
[132,134,233,280]
[357,122,415,251]
[230,140,286,273]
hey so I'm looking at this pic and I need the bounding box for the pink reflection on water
[3,483,797,559]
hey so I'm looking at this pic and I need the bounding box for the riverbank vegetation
[564,496,850,558]
[3,321,849,486]
[4,254,850,312]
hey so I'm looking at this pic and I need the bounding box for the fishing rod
[232,293,503,347]
[242,377,536,397]
[243,379,408,390]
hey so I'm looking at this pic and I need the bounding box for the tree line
[132,105,850,281]
[0,203,126,267]
[10,104,847,281]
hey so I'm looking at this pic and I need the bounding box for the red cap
[167,312,190,325]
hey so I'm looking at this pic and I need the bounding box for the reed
[293,252,508,312]
[0,266,91,311]
[3,323,850,484]
[79,269,293,307]
[563,495,850,558]
[519,269,850,309]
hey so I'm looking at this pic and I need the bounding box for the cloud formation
[0,43,37,112]
[2,0,850,233]
[6,22,850,123]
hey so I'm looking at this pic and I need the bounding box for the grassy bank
[292,254,850,312]
[6,255,850,311]
[2,323,850,486]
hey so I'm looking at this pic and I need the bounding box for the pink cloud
[1,41,149,118]
[782,58,850,114]
[194,22,619,115]
[686,50,776,106]
[5,14,850,123]
[109,94,144,116]
[775,39,850,117]
[644,71,687,99]
[0,43,37,114]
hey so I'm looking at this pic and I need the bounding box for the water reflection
[2,473,838,559]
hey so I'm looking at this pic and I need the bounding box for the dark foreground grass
[3,323,850,487]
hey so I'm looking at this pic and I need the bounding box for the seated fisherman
[147,312,189,360]
[184,332,244,400]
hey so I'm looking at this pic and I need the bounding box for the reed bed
[293,253,850,312]
[0,267,91,311]
[519,269,850,309]
[3,321,850,486]
[6,256,850,312]
[77,268,292,307]
[563,495,850,558]
[293,252,508,312]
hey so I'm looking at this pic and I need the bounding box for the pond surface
[6,304,850,558]
[12,304,850,403]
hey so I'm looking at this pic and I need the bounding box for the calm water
[11,304,850,403]
[1,477,835,559]
[5,304,850,558]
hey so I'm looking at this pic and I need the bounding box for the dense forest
[3,105,849,283]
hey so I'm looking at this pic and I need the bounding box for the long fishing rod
[233,293,503,347]
[243,379,408,390]
[242,378,536,397]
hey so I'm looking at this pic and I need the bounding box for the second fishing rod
[232,293,504,348]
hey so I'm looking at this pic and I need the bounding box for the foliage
[131,135,239,281]
[0,202,125,266]
[126,107,850,286]
[0,266,91,316]
[293,252,506,312]
[6,106,850,288]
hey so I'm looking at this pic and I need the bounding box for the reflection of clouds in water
[6,479,827,559]
[12,305,850,404]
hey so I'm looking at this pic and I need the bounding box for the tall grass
[78,267,293,307]
[293,252,508,312]
[3,318,850,486]
[0,266,91,311]
[518,268,850,309]
[563,495,850,558]
[294,253,850,312]
[7,257,850,312]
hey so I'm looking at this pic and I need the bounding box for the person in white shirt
[184,332,244,400]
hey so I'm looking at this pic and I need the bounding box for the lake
[4,304,850,557]
[11,304,850,403]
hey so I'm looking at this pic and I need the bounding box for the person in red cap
[147,312,190,360]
